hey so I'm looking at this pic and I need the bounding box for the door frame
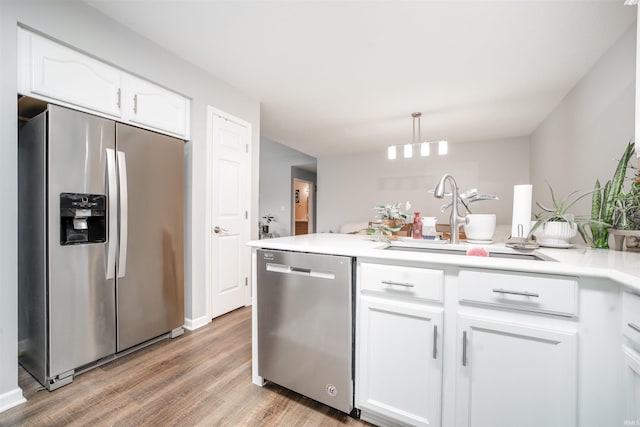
[205,105,252,321]
[292,178,314,235]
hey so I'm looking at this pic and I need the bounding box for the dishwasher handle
[266,263,335,280]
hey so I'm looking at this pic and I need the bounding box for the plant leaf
[591,180,601,221]
[605,141,635,223]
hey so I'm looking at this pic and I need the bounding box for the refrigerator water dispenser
[59,193,106,245]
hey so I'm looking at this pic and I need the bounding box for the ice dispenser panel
[60,193,106,245]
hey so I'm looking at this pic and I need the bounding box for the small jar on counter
[422,217,438,240]
[412,212,422,239]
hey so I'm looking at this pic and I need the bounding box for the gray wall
[530,24,636,218]
[0,0,20,411]
[259,137,316,237]
[317,137,531,232]
[0,0,260,406]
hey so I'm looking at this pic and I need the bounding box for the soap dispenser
[412,212,422,239]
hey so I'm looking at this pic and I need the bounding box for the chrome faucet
[434,174,467,244]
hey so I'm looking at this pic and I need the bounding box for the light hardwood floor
[0,307,370,427]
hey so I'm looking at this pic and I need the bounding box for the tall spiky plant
[578,140,635,248]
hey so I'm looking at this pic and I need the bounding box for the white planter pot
[536,221,577,245]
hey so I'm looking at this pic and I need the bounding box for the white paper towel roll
[511,184,533,238]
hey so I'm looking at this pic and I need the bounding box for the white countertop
[248,233,640,292]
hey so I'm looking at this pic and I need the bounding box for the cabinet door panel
[623,345,640,422]
[358,295,442,426]
[28,31,122,117]
[127,76,189,138]
[456,315,577,427]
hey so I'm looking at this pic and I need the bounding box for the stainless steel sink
[384,244,550,261]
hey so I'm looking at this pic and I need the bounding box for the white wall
[0,0,260,409]
[530,24,636,216]
[317,137,530,233]
[259,137,316,237]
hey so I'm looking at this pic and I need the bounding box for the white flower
[405,201,411,212]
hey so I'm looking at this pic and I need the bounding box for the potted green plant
[367,201,411,240]
[580,141,635,249]
[610,162,640,250]
[530,183,595,246]
[260,214,276,237]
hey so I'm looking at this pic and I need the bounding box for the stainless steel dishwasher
[257,249,354,414]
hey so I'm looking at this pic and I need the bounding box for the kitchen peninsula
[250,233,640,427]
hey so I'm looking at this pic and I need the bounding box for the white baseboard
[183,315,210,331]
[0,387,26,414]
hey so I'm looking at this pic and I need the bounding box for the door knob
[213,226,228,234]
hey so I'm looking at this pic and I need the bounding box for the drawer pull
[492,288,539,298]
[629,323,640,334]
[382,280,415,288]
[462,331,468,366]
[433,325,438,360]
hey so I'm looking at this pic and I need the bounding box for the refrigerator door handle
[117,150,128,278]
[106,148,117,280]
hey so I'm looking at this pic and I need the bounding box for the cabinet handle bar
[462,331,467,367]
[629,323,640,334]
[433,325,438,359]
[492,288,539,298]
[381,280,415,288]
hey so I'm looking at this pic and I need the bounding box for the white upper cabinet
[19,28,122,118]
[125,75,189,138]
[18,27,190,139]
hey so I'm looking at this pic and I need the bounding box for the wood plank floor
[0,307,371,427]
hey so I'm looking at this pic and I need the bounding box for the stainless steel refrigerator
[18,104,184,390]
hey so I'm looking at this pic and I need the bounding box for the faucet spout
[433,174,467,244]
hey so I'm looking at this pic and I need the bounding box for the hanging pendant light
[387,112,447,160]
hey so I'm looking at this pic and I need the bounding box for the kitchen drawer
[459,269,578,317]
[359,262,444,302]
[623,291,640,344]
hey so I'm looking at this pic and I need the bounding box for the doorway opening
[293,179,312,235]
[291,165,316,236]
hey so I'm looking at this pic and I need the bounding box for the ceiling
[85,0,636,158]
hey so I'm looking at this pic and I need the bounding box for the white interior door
[209,109,250,318]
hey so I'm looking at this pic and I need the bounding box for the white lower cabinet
[623,345,640,423]
[358,294,443,427]
[455,314,577,427]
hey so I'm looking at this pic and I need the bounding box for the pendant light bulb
[388,145,397,160]
[420,142,430,157]
[438,140,448,155]
[404,144,413,158]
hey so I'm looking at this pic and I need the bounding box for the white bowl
[464,214,496,241]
